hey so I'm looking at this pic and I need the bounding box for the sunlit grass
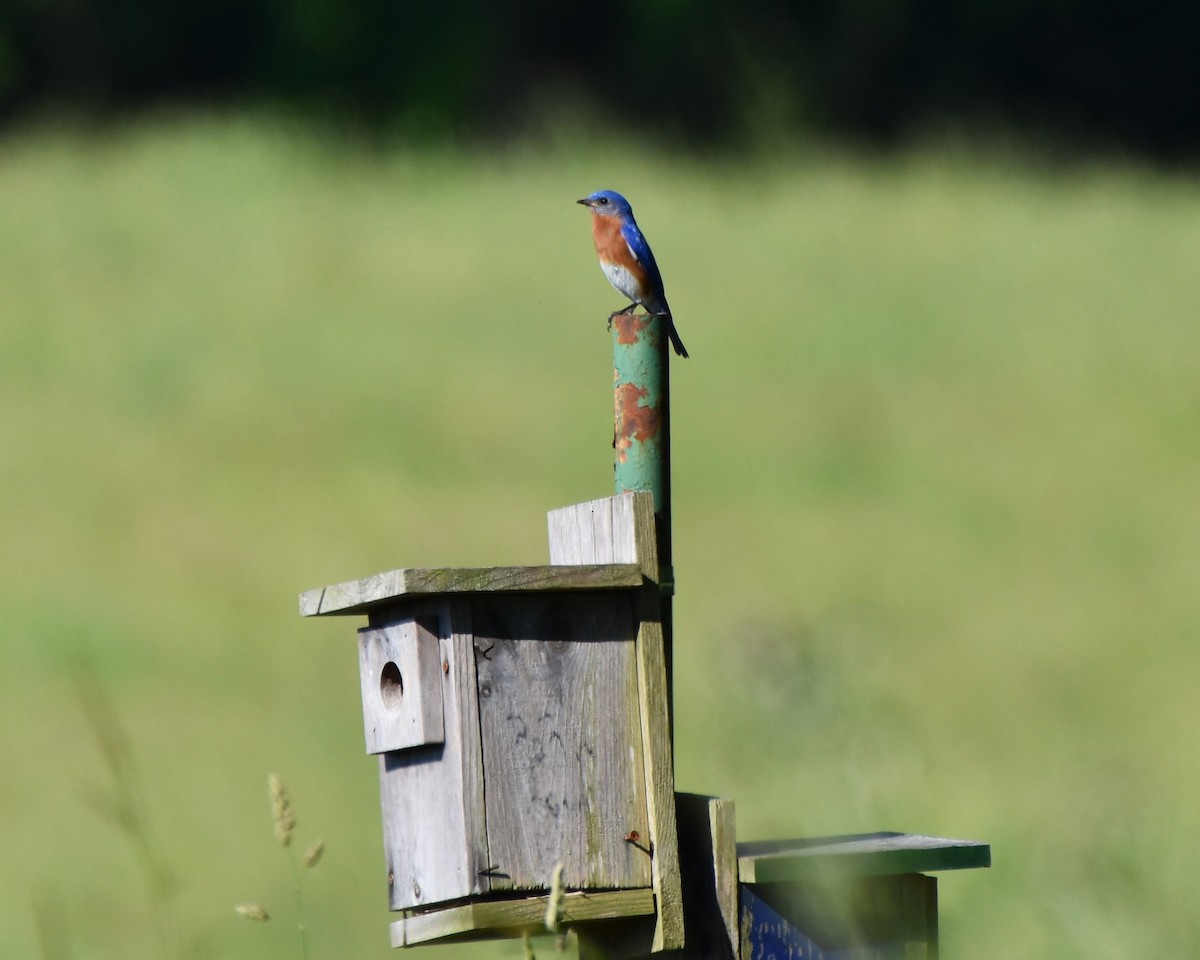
[2,114,1199,959]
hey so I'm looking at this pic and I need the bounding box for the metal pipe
[612,310,673,722]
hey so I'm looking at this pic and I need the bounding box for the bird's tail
[667,317,689,359]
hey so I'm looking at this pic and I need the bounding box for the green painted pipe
[612,310,674,723]
[612,311,670,518]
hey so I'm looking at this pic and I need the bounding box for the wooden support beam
[675,794,738,960]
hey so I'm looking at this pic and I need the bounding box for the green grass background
[2,115,1199,959]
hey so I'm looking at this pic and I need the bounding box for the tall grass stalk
[77,674,181,960]
[242,773,325,960]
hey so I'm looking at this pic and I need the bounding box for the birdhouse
[299,292,992,958]
[301,493,683,950]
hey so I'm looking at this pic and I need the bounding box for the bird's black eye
[597,197,609,205]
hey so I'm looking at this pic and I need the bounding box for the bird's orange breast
[591,214,641,275]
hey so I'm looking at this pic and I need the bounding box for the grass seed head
[303,839,325,868]
[268,773,296,847]
[235,903,270,922]
[544,861,566,932]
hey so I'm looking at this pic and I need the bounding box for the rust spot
[612,311,652,346]
[614,381,661,464]
[624,830,653,856]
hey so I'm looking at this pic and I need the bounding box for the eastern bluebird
[577,189,689,358]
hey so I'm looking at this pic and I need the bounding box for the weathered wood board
[302,564,642,617]
[357,616,445,754]
[676,794,739,960]
[548,493,684,952]
[373,601,488,911]
[548,495,644,571]
[392,889,656,947]
[472,591,652,891]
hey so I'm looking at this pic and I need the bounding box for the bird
[577,189,689,358]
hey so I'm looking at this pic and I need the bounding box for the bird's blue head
[577,189,634,219]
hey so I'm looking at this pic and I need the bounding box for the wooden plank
[624,493,683,953]
[710,798,739,956]
[450,599,490,901]
[301,564,643,617]
[737,832,991,885]
[634,618,683,951]
[548,494,639,567]
[900,873,937,959]
[548,493,658,583]
[472,592,652,891]
[357,617,444,754]
[548,493,683,952]
[391,888,656,947]
[373,601,489,911]
[675,794,739,960]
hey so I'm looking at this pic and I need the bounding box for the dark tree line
[2,0,1198,158]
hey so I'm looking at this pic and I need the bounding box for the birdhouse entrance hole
[380,661,404,709]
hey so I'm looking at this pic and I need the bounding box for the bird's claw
[608,307,633,329]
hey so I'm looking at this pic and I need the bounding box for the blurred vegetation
[2,0,1200,158]
[2,114,1200,960]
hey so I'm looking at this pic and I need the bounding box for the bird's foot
[608,306,636,329]
[609,304,647,330]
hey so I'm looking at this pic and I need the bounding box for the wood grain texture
[634,618,683,951]
[301,564,643,617]
[472,591,652,891]
[709,799,739,957]
[373,601,489,911]
[548,493,683,952]
[357,617,444,754]
[675,794,739,960]
[391,888,656,947]
[548,494,638,567]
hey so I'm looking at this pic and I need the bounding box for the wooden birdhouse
[301,493,683,950]
[300,311,990,958]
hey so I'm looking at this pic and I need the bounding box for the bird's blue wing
[621,221,667,305]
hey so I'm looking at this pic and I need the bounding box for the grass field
[2,114,1199,959]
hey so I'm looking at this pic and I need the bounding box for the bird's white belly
[601,261,642,304]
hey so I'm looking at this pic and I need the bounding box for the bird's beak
[576,197,593,207]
